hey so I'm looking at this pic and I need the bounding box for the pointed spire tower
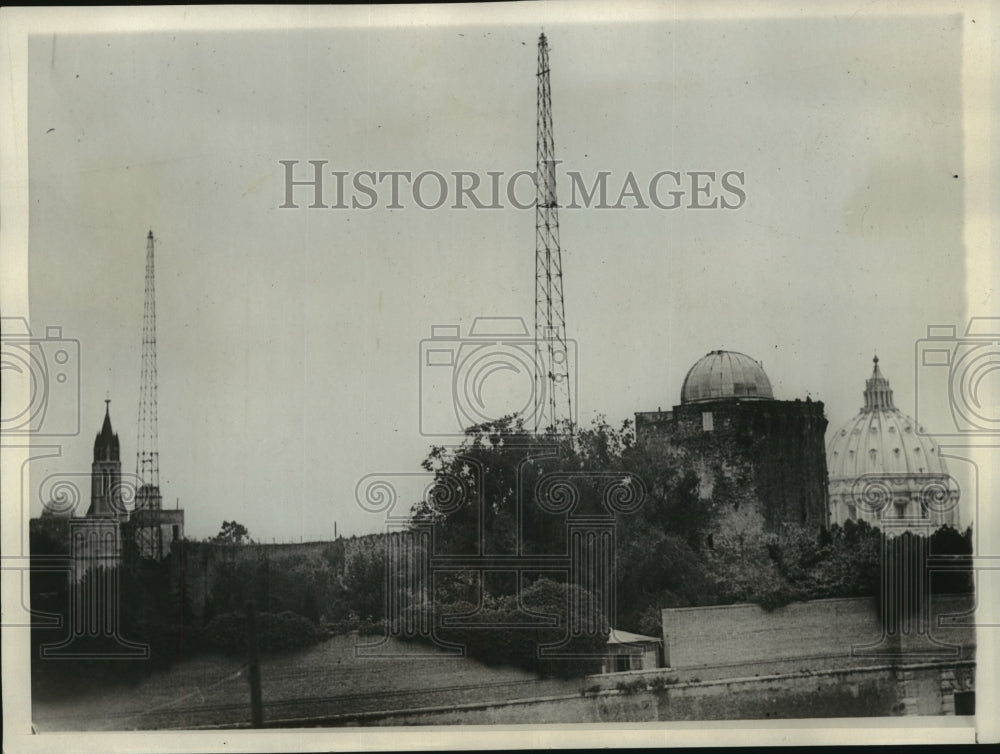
[88,399,124,519]
[135,230,163,558]
[533,32,573,434]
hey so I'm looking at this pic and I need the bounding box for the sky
[21,8,975,540]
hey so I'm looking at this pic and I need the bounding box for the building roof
[827,357,949,479]
[608,628,662,645]
[680,350,774,404]
[93,400,120,462]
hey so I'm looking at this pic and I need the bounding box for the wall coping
[662,592,973,615]
[662,595,875,614]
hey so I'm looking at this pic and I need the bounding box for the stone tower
[636,350,830,542]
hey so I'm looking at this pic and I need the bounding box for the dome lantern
[862,355,896,411]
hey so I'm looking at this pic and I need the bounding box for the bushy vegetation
[700,520,973,614]
[28,553,197,691]
[400,578,608,679]
[28,526,386,689]
[201,610,320,655]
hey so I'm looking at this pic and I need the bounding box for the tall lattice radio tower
[135,229,163,559]
[534,33,573,435]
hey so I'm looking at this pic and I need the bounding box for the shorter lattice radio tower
[533,32,573,435]
[135,229,164,560]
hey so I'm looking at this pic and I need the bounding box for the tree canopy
[212,520,250,545]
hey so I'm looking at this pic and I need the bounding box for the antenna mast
[534,33,573,435]
[136,229,163,560]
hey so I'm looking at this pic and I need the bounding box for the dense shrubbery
[702,520,883,611]
[700,521,973,614]
[399,578,608,679]
[28,553,198,691]
[203,539,386,630]
[201,610,320,655]
[322,615,387,637]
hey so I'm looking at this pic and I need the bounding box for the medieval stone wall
[172,533,387,625]
[636,399,829,537]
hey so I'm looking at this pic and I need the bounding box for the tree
[343,544,386,622]
[408,415,722,636]
[212,520,249,545]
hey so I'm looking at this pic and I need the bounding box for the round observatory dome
[680,350,774,404]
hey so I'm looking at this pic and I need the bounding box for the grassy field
[31,633,585,730]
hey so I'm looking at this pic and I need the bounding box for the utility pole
[534,33,573,435]
[245,600,264,727]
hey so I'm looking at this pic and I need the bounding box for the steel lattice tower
[534,33,573,435]
[135,229,163,560]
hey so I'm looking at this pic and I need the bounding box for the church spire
[862,354,896,411]
[89,399,123,518]
[94,399,120,462]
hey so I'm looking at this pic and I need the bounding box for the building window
[702,411,714,431]
[172,524,179,541]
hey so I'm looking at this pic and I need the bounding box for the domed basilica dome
[826,357,958,528]
[681,350,773,404]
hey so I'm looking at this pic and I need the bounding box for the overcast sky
[24,8,973,540]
